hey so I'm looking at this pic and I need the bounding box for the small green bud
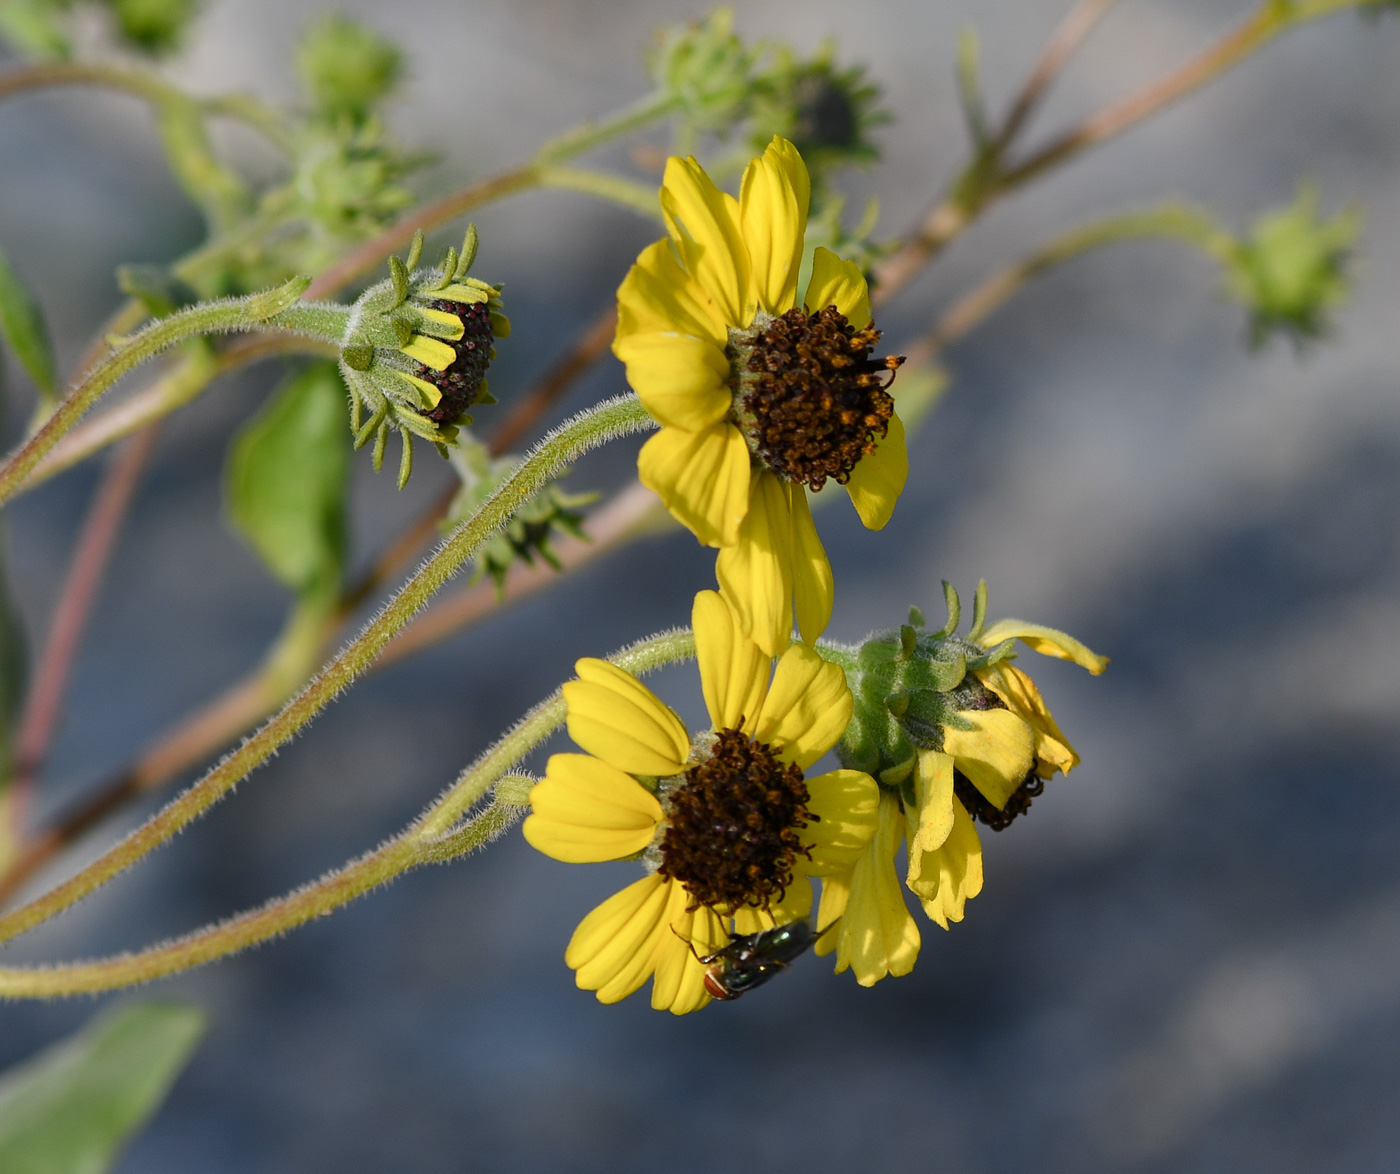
[298,15,403,123]
[338,246,509,486]
[105,0,198,55]
[1224,184,1361,347]
[650,8,759,136]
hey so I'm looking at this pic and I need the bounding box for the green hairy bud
[650,7,759,135]
[105,0,197,54]
[1224,184,1361,347]
[298,15,403,123]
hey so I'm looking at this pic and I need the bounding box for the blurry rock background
[1,0,1398,1170]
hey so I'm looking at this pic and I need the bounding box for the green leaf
[0,241,57,402]
[225,361,350,596]
[0,1002,206,1174]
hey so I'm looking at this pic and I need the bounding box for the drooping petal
[739,138,808,315]
[638,423,751,547]
[659,156,753,326]
[753,642,852,770]
[904,749,956,894]
[827,792,920,986]
[614,333,732,431]
[731,880,814,938]
[692,589,769,736]
[843,411,907,531]
[650,882,725,1014]
[918,801,984,929]
[564,658,690,776]
[715,469,794,657]
[788,482,834,644]
[941,708,1036,810]
[523,753,662,863]
[979,662,1080,776]
[566,874,672,1003]
[977,620,1110,675]
[803,246,871,329]
[799,768,880,875]
[615,238,726,345]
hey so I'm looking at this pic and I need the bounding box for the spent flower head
[1224,184,1360,348]
[650,7,761,140]
[817,582,1108,985]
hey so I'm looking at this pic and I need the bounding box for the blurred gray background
[2,0,1399,1170]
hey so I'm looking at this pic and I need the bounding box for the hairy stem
[0,395,654,945]
[0,626,694,997]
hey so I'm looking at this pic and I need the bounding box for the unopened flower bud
[298,14,403,123]
[339,226,509,487]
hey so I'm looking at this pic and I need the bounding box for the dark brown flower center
[952,769,1044,832]
[729,305,903,491]
[658,727,817,911]
[412,299,494,424]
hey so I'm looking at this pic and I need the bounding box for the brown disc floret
[731,305,903,491]
[658,728,817,911]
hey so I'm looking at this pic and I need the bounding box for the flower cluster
[523,138,1106,1012]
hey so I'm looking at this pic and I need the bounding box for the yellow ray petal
[905,750,956,897]
[941,708,1036,810]
[977,620,1110,675]
[732,879,813,937]
[715,469,794,657]
[739,139,807,315]
[803,246,871,329]
[980,663,1080,775]
[833,793,919,985]
[788,482,833,645]
[638,422,751,547]
[614,332,732,431]
[564,659,690,777]
[843,411,907,531]
[522,753,661,863]
[653,895,726,1014]
[753,642,851,770]
[660,156,752,326]
[566,874,670,1003]
[615,238,726,345]
[692,589,769,735]
[920,801,983,929]
[799,769,879,875]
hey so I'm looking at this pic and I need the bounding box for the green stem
[535,90,682,164]
[922,204,1231,354]
[0,394,656,948]
[0,286,344,507]
[536,166,663,221]
[0,625,694,998]
[0,61,293,151]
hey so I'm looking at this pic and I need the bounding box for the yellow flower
[816,600,1108,986]
[523,590,880,1013]
[614,136,909,656]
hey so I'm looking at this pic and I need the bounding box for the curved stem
[0,626,694,998]
[916,204,1230,358]
[536,166,663,221]
[0,395,655,946]
[0,61,293,151]
[0,288,344,506]
[872,0,1372,303]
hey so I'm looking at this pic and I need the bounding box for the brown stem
[996,0,1122,149]
[8,426,161,829]
[303,165,539,301]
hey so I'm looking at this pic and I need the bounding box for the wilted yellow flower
[523,591,879,1013]
[817,593,1108,985]
[614,136,907,656]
